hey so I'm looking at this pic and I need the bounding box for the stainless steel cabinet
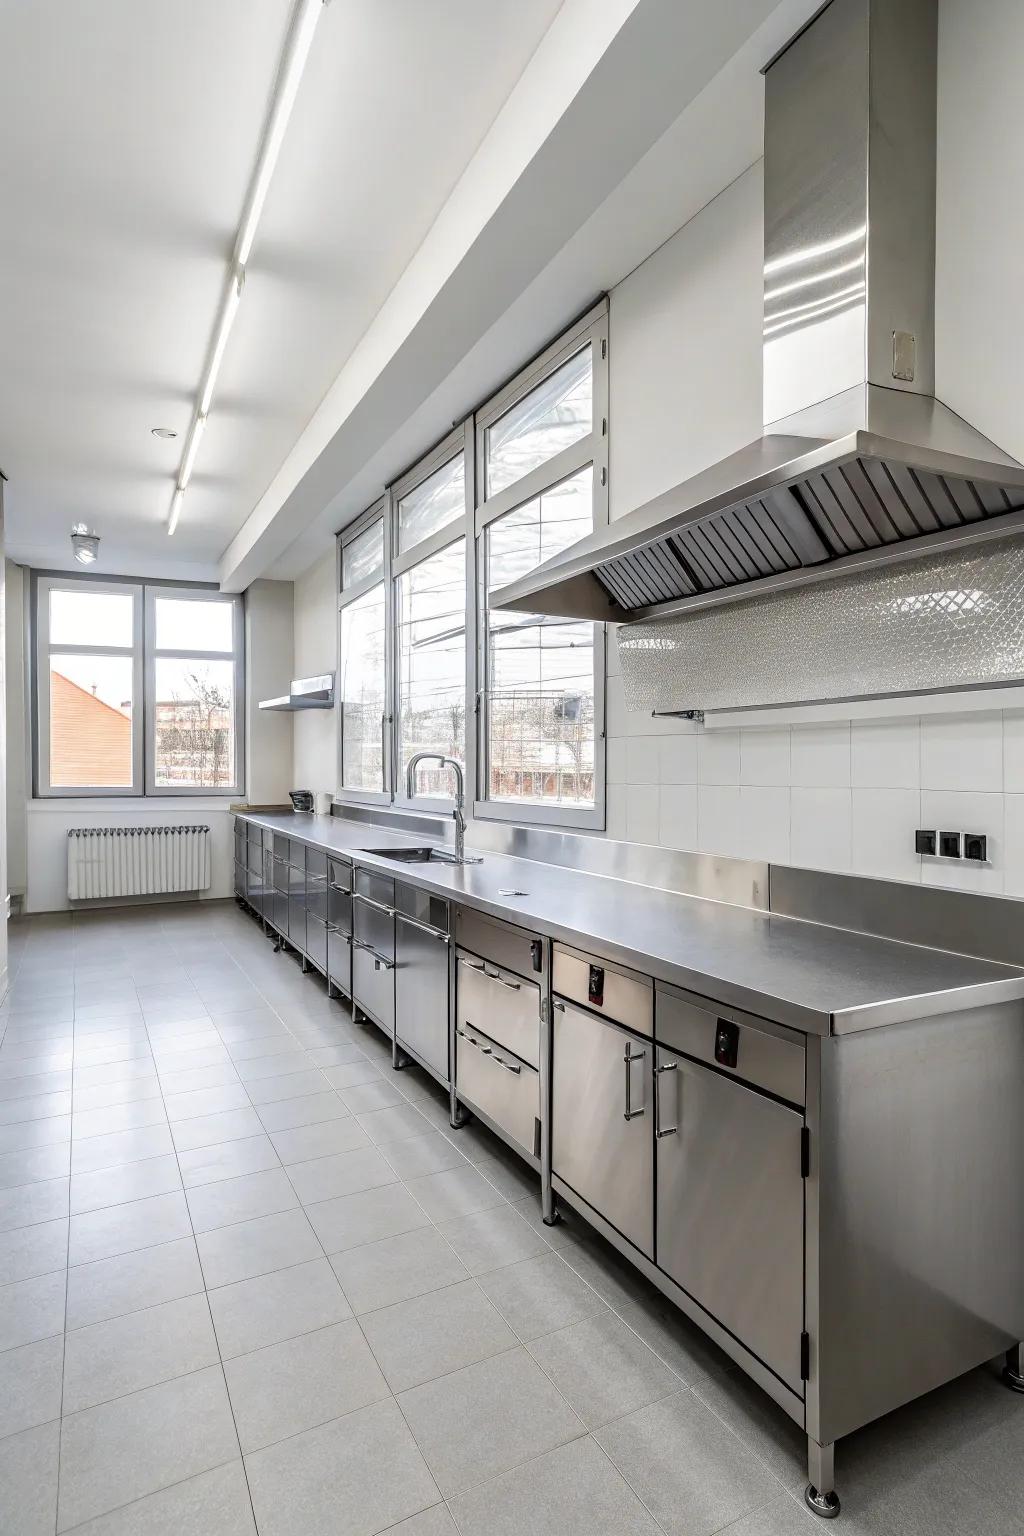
[395,908,450,1081]
[655,1044,804,1391]
[456,953,540,1069]
[456,1022,539,1157]
[551,999,653,1259]
[352,870,395,1034]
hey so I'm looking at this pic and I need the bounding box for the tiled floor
[1,900,1022,1535]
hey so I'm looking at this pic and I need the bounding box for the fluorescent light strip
[167,488,184,537]
[764,253,865,303]
[168,0,324,535]
[199,268,244,418]
[236,0,324,266]
[763,224,867,277]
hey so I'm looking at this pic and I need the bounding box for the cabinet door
[552,1001,653,1259]
[395,915,449,1081]
[655,1046,804,1392]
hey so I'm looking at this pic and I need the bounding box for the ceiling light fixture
[70,524,100,565]
[151,426,178,439]
[167,0,326,536]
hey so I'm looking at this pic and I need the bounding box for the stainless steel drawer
[306,870,328,924]
[328,884,352,936]
[355,867,395,907]
[456,949,540,1070]
[306,912,328,976]
[328,858,352,893]
[395,881,449,934]
[396,912,450,1082]
[656,982,805,1107]
[352,940,394,1033]
[553,943,653,1038]
[456,1023,539,1159]
[327,927,350,997]
[454,907,543,982]
[354,892,395,964]
[274,833,289,860]
[306,848,328,879]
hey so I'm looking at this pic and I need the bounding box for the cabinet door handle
[623,1044,646,1121]
[552,1000,566,1012]
[654,1060,678,1138]
[397,913,450,941]
[353,892,396,917]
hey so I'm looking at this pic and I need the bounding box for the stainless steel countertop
[237,811,1024,1035]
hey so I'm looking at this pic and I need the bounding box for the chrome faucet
[405,753,480,864]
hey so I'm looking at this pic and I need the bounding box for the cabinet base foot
[542,1210,562,1227]
[1002,1366,1024,1394]
[804,1486,840,1519]
[449,1108,470,1130]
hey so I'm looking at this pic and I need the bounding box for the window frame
[389,422,477,817]
[33,571,244,800]
[143,585,245,798]
[473,302,608,830]
[337,498,392,806]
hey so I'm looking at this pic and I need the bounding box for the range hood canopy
[492,0,1024,625]
[258,674,335,712]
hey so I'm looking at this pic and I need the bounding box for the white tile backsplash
[604,701,1024,894]
[920,712,1003,792]
[851,718,920,789]
[790,788,852,872]
[739,728,791,786]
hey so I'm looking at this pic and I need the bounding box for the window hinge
[800,1331,810,1380]
[602,416,608,436]
[600,467,607,486]
[601,337,607,360]
[800,1126,810,1178]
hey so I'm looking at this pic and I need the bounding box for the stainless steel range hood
[492,0,1024,625]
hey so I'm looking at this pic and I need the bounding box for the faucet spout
[405,753,479,864]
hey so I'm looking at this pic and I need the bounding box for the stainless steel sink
[359,846,463,864]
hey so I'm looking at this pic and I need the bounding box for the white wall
[4,561,28,899]
[245,578,294,806]
[0,497,8,992]
[292,549,338,797]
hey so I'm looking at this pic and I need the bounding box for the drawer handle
[623,1043,646,1121]
[459,957,486,971]
[398,914,450,941]
[325,923,349,936]
[328,882,350,893]
[457,1026,522,1075]
[353,893,396,917]
[485,970,520,991]
[654,1060,678,1138]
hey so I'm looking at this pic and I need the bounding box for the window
[35,575,243,798]
[475,308,607,827]
[338,504,388,798]
[333,301,607,830]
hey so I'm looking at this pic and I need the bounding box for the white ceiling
[0,0,563,578]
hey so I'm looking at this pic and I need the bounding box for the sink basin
[359,846,461,864]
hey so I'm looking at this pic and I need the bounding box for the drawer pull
[485,970,520,991]
[397,914,450,941]
[328,882,350,893]
[353,892,396,917]
[654,1060,678,1138]
[623,1043,646,1121]
[458,1026,522,1075]
[459,957,486,972]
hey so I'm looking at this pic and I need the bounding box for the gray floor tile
[255,1091,350,1133]
[469,1147,543,1202]
[71,1124,175,1175]
[164,1084,252,1122]
[235,1050,312,1082]
[322,1059,382,1089]
[448,1434,663,1536]
[397,1346,585,1496]
[0,1267,66,1350]
[0,1333,64,1438]
[66,1236,205,1330]
[246,1069,327,1106]
[69,1190,192,1266]
[306,1181,430,1254]
[70,1153,182,1215]
[0,1175,70,1232]
[595,1389,784,1536]
[0,1114,71,1152]
[170,1107,265,1152]
[438,1203,550,1276]
[56,1365,241,1532]
[156,1062,242,1096]
[62,1292,220,1413]
[360,1278,518,1392]
[268,1115,368,1165]
[185,1167,298,1235]
[46,1458,257,1536]
[72,1078,163,1112]
[71,1100,166,1140]
[338,1077,408,1115]
[208,1256,352,1359]
[377,1507,458,1536]
[0,1089,72,1124]
[702,1497,821,1535]
[527,1311,681,1430]
[0,1419,61,1536]
[691,1365,807,1496]
[224,1317,389,1452]
[196,1207,322,1289]
[306,1044,371,1069]
[404,1164,506,1224]
[477,1251,608,1342]
[245,1396,439,1536]
[0,1067,72,1100]
[178,1133,281,1188]
[286,1144,397,1205]
[0,1214,68,1284]
[330,1224,469,1316]
[378,1131,467,1180]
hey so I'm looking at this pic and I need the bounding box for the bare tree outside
[154,669,233,786]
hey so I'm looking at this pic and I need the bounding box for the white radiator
[67,825,212,900]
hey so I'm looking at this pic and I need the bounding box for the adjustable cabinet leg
[1003,1343,1024,1393]
[448,1080,468,1129]
[805,1438,840,1519]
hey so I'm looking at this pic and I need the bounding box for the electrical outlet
[915,829,936,856]
[939,831,962,859]
[964,834,988,863]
